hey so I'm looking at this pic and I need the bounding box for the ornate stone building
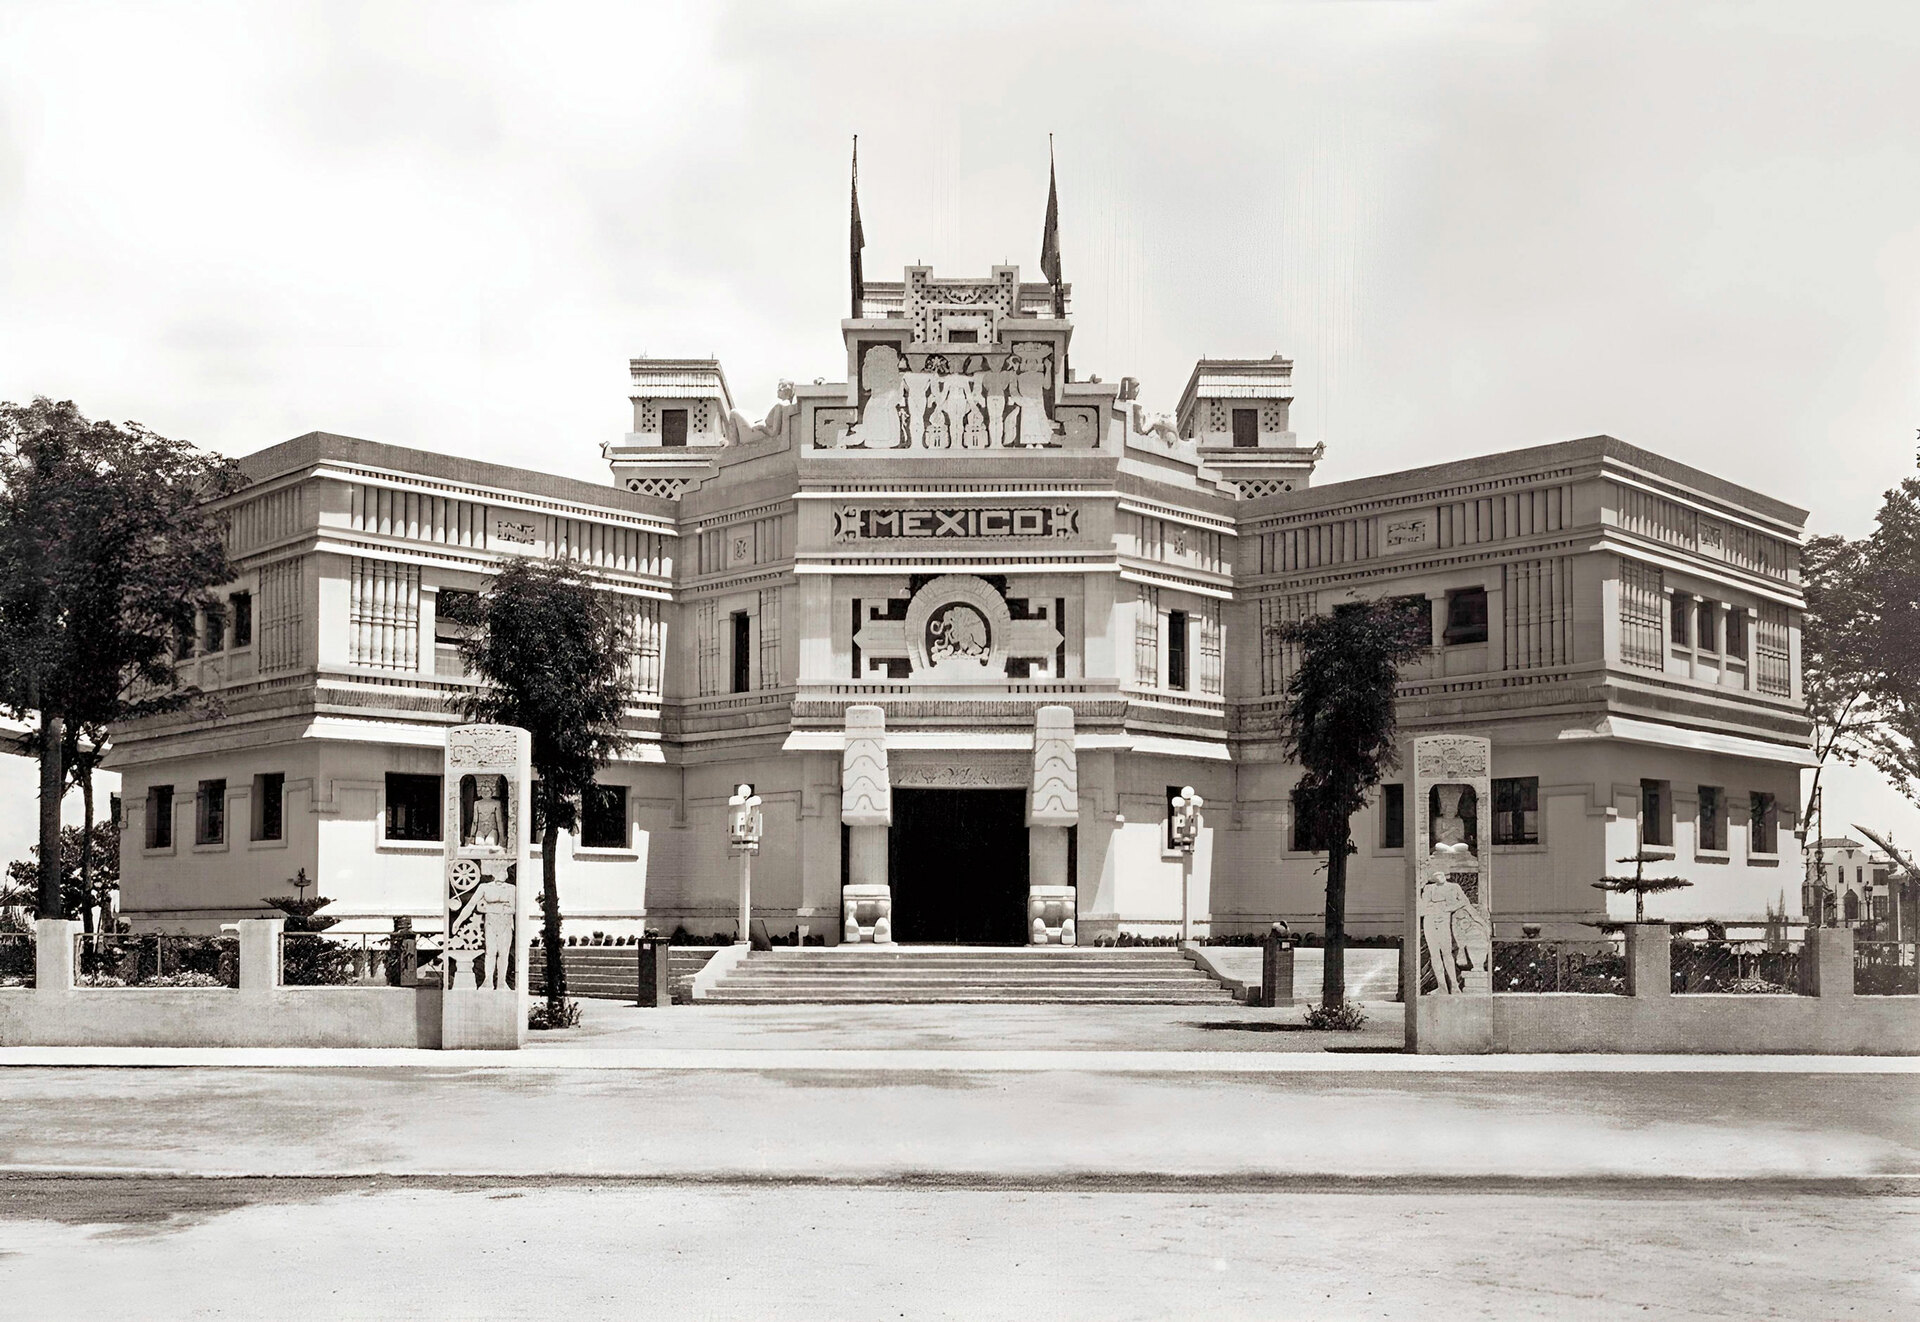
[111,264,1813,942]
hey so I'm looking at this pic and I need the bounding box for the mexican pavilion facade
[111,263,1814,944]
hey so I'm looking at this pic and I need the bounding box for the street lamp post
[1170,785,1204,943]
[727,783,763,946]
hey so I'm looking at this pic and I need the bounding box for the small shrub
[528,998,583,1030]
[1303,1001,1368,1031]
[1724,977,1794,995]
[139,971,227,989]
[76,973,127,988]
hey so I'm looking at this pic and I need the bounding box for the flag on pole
[850,136,865,320]
[1040,136,1063,317]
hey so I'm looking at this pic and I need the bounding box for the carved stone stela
[1411,735,1493,997]
[442,724,532,1048]
[1027,705,1079,945]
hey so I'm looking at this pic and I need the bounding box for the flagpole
[849,135,865,321]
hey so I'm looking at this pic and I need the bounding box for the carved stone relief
[840,705,891,826]
[1411,734,1493,997]
[1029,704,1078,825]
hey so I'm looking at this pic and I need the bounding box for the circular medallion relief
[926,603,991,666]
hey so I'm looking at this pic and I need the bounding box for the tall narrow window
[1166,609,1189,690]
[1671,592,1692,647]
[252,772,285,842]
[1231,408,1258,448]
[1748,791,1777,855]
[1492,777,1539,845]
[1641,778,1671,848]
[1381,783,1406,850]
[1291,787,1329,853]
[1444,588,1489,645]
[146,785,174,849]
[581,784,628,849]
[385,773,442,842]
[661,408,688,447]
[731,610,751,693]
[195,778,226,845]
[1698,786,1724,852]
[1697,601,1718,653]
[230,591,253,648]
[203,605,225,654]
[1726,608,1748,660]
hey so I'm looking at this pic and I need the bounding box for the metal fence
[1491,939,1628,994]
[1854,940,1919,996]
[1669,939,1801,994]
[74,933,239,989]
[0,930,33,988]
[279,930,442,987]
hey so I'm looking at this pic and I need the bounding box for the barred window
[1492,777,1538,845]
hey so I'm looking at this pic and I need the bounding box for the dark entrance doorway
[889,788,1030,944]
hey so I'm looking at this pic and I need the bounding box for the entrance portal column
[1027,705,1078,945]
[841,705,893,944]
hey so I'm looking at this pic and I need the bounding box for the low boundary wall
[1473,926,1917,1056]
[0,919,442,1049]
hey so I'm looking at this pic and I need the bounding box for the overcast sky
[2,0,1917,861]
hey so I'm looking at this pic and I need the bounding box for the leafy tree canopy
[2,821,119,926]
[0,397,244,731]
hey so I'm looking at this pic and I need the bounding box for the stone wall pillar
[1027,705,1078,945]
[442,724,533,1049]
[841,705,893,944]
[1625,923,1670,998]
[34,918,76,993]
[1405,734,1495,1053]
[1808,926,1854,998]
[237,918,284,994]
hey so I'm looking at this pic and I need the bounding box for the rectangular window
[1641,778,1671,848]
[1698,785,1724,852]
[1749,791,1777,855]
[1671,592,1692,647]
[1726,608,1747,660]
[581,784,628,849]
[1291,787,1329,853]
[1393,594,1433,646]
[195,778,226,845]
[251,772,285,842]
[947,328,978,343]
[660,408,688,447]
[146,785,174,849]
[1381,783,1405,850]
[1231,408,1258,448]
[203,604,225,654]
[1167,609,1189,690]
[1444,587,1489,645]
[731,610,751,693]
[1492,777,1539,845]
[230,591,252,648]
[1697,601,1718,653]
[385,773,442,842]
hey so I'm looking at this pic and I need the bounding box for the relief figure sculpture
[1008,343,1058,447]
[464,776,506,849]
[446,858,516,992]
[849,344,906,448]
[1419,784,1490,994]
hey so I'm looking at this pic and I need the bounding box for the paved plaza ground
[0,1002,1914,1318]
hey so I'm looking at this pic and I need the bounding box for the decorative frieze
[832,505,1079,542]
[840,705,891,826]
[1028,705,1078,825]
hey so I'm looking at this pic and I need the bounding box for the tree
[1274,599,1429,1010]
[452,557,631,1016]
[0,398,241,918]
[1591,851,1693,923]
[2,820,120,929]
[1799,444,1920,920]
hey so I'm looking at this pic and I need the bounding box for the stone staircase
[699,946,1238,1005]
[530,946,717,1002]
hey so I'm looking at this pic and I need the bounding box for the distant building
[110,261,1813,942]
[1806,837,1903,936]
